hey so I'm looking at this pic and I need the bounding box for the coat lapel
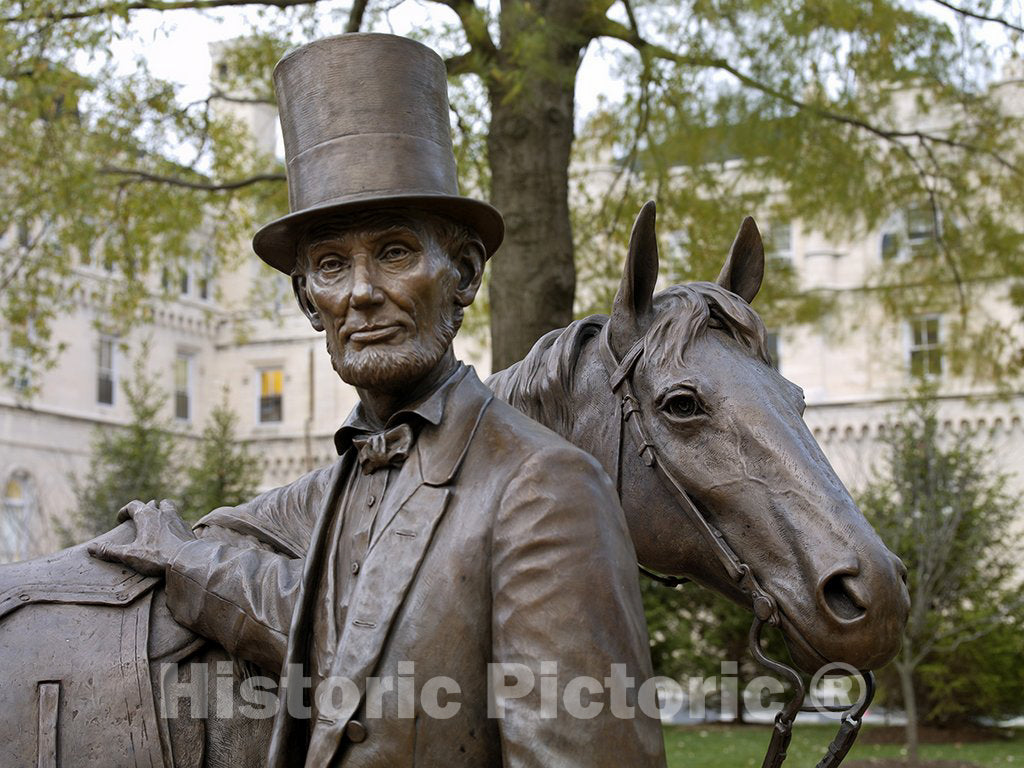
[307,371,494,765]
[272,368,495,768]
[369,369,494,551]
[304,481,453,765]
[268,452,353,768]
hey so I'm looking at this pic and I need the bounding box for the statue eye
[317,254,346,273]
[659,392,703,420]
[381,243,412,262]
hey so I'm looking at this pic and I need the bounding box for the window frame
[764,220,793,262]
[905,314,944,380]
[97,335,116,406]
[881,205,940,262]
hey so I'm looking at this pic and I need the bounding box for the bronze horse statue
[0,204,908,767]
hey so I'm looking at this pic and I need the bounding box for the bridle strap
[599,321,872,768]
[599,324,780,624]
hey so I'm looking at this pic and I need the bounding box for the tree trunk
[896,649,920,763]
[485,13,584,370]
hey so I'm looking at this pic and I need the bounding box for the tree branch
[594,18,1022,175]
[99,166,285,190]
[3,0,320,25]
[929,0,1024,35]
[428,0,497,59]
[345,0,368,32]
[445,51,485,77]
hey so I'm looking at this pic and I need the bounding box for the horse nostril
[821,573,867,622]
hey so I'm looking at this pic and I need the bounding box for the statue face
[295,213,476,393]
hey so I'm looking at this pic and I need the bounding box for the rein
[598,323,874,768]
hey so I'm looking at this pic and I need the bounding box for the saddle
[0,522,202,768]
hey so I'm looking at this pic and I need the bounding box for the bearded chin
[328,308,461,393]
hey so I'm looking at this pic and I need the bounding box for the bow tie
[351,423,415,475]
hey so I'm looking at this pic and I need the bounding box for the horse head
[599,202,909,673]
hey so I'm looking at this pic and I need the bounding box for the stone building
[1,50,1020,564]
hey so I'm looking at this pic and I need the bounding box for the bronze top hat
[252,33,504,274]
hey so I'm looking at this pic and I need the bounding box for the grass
[663,724,1024,767]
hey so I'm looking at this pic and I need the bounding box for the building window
[765,330,781,372]
[907,315,943,379]
[764,220,792,261]
[198,253,214,301]
[174,353,192,421]
[97,336,115,405]
[1,472,35,564]
[882,205,938,261]
[906,205,936,252]
[12,346,31,393]
[179,269,190,296]
[259,367,283,423]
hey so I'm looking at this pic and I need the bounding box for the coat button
[367,494,376,507]
[346,720,368,743]
[351,561,360,575]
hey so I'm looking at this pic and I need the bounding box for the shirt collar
[334,362,468,456]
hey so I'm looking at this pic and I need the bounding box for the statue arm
[157,463,337,673]
[489,446,668,767]
[164,539,302,674]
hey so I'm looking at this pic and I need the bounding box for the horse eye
[661,393,703,420]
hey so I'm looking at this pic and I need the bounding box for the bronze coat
[166,369,666,767]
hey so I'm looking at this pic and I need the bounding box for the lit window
[1,472,34,564]
[259,368,283,423]
[97,337,115,405]
[174,354,192,421]
[907,315,943,379]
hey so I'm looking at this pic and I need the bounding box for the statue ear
[716,217,764,304]
[292,275,324,332]
[608,200,659,355]
[452,240,485,308]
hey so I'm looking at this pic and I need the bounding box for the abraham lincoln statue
[90,33,667,767]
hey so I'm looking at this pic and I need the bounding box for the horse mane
[643,281,771,370]
[487,281,771,435]
[486,315,606,438]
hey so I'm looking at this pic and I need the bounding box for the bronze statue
[0,32,909,768]
[90,33,665,767]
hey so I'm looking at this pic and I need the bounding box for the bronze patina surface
[0,32,909,768]
[87,33,665,768]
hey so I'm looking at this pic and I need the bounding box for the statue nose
[350,262,384,306]
[817,562,867,624]
[817,554,911,631]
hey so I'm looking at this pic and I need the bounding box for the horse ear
[716,216,764,304]
[609,201,660,351]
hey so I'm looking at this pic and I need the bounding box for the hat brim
[252,192,504,274]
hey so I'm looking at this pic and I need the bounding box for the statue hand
[88,499,196,577]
